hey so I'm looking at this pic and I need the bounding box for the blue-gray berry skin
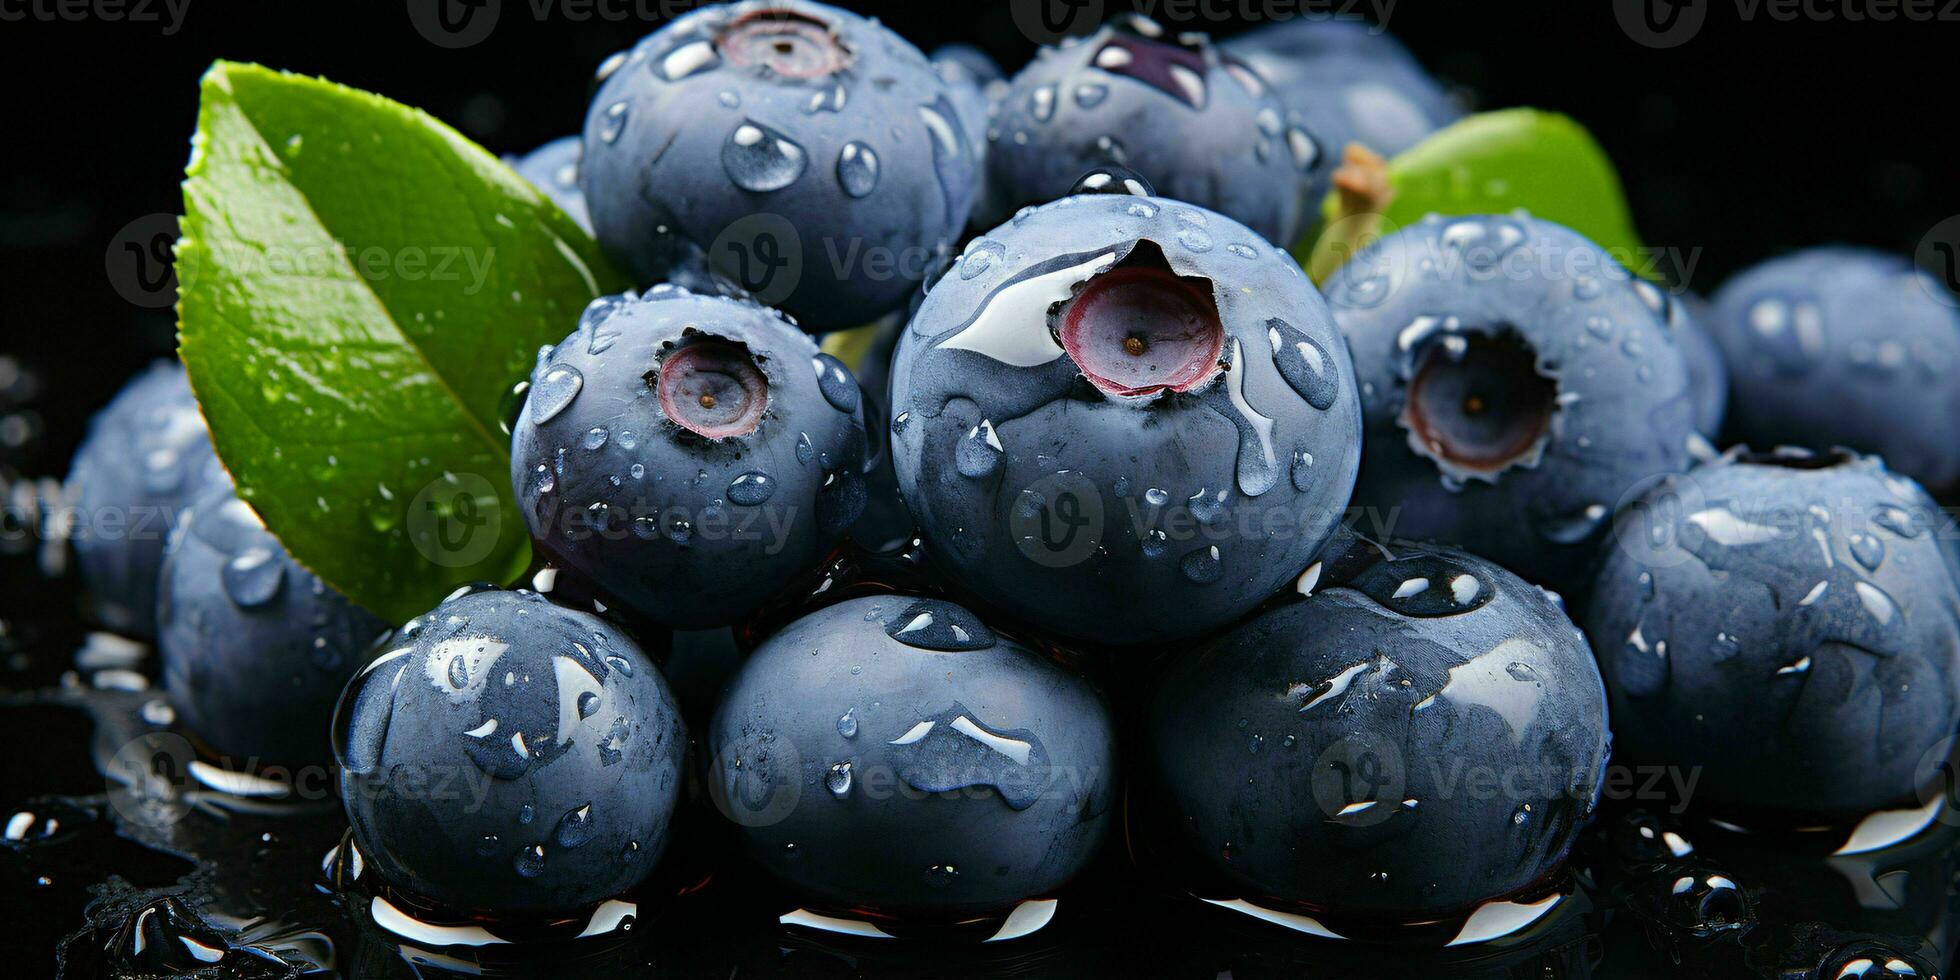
[1583,449,1960,824]
[1146,536,1608,921]
[1708,247,1960,492]
[982,16,1322,246]
[579,0,978,332]
[931,43,1005,228]
[889,185,1363,647]
[510,288,868,630]
[159,483,388,768]
[1674,294,1729,440]
[708,595,1116,918]
[335,586,687,917]
[1324,213,1697,591]
[64,362,225,639]
[508,136,589,233]
[1226,18,1460,163]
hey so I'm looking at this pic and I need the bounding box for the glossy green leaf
[176,61,627,624]
[1302,108,1649,281]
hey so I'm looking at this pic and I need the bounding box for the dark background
[1,0,1952,471]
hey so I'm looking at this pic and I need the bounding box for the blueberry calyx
[1057,239,1224,398]
[655,336,769,438]
[1071,165,1155,199]
[1399,327,1558,481]
[718,9,851,79]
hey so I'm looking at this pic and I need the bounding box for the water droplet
[529,366,584,423]
[836,141,879,198]
[1267,319,1340,410]
[222,548,285,608]
[837,709,858,739]
[1180,545,1223,584]
[723,121,808,192]
[924,863,961,888]
[826,762,854,797]
[812,354,859,413]
[1144,487,1169,507]
[554,803,595,849]
[727,471,777,506]
[1075,83,1108,108]
[583,426,610,450]
[660,40,720,80]
[1849,532,1885,570]
[960,239,1005,280]
[955,419,1004,478]
[577,691,601,718]
[599,102,629,144]
[514,844,546,877]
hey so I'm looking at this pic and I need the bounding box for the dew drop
[723,121,808,192]
[836,141,880,198]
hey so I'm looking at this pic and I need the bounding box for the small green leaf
[177,61,628,624]
[1301,109,1648,281]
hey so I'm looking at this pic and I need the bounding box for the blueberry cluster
[52,0,1960,955]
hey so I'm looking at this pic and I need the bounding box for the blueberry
[931,43,1006,226]
[1324,213,1697,590]
[335,586,687,917]
[158,482,388,767]
[510,288,868,629]
[1225,17,1460,165]
[1583,448,1960,825]
[929,43,1005,89]
[63,362,224,639]
[1674,294,1729,440]
[982,15,1321,246]
[580,0,978,331]
[1144,536,1608,925]
[1707,247,1960,493]
[507,136,589,232]
[707,595,1116,918]
[889,177,1363,646]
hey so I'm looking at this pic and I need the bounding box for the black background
[1,0,1953,467]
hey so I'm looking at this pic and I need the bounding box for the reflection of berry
[511,288,868,629]
[159,483,388,767]
[891,172,1361,645]
[63,362,224,639]
[709,595,1116,918]
[580,0,977,331]
[335,587,687,917]
[1146,535,1609,924]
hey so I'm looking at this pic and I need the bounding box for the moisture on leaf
[176,61,627,624]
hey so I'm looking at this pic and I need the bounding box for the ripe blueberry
[1145,535,1608,933]
[889,173,1363,646]
[508,136,589,233]
[159,482,388,767]
[1584,448,1960,828]
[1324,213,1697,590]
[63,362,224,639]
[335,586,687,917]
[580,0,978,331]
[983,15,1322,246]
[1225,17,1460,164]
[1708,247,1960,493]
[510,288,868,629]
[1674,294,1729,441]
[708,595,1116,920]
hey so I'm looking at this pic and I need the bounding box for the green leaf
[176,61,628,625]
[1301,109,1648,282]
